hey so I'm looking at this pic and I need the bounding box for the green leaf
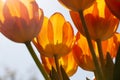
[50,66,59,80]
[104,52,114,80]
[113,46,120,80]
[60,66,70,80]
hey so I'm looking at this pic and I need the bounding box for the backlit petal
[0,0,44,43]
[70,0,119,40]
[73,32,120,71]
[41,51,78,76]
[33,12,74,57]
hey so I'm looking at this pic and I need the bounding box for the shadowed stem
[96,39,105,69]
[25,41,51,80]
[78,10,104,80]
[96,39,106,80]
[54,55,63,80]
[94,70,99,80]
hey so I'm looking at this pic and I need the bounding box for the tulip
[33,12,74,57]
[73,32,119,71]
[0,0,44,43]
[105,0,120,19]
[70,0,119,40]
[41,51,78,76]
[58,0,95,11]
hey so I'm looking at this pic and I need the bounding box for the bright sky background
[1,0,113,80]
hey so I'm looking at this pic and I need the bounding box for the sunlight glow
[2,0,6,3]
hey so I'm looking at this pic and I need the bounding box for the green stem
[54,55,63,80]
[25,41,51,80]
[96,39,106,80]
[94,70,99,80]
[78,10,104,80]
[96,39,105,69]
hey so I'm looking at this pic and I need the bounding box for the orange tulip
[33,12,74,57]
[0,0,43,43]
[41,51,78,76]
[58,0,95,11]
[73,32,119,71]
[70,0,119,40]
[105,0,120,19]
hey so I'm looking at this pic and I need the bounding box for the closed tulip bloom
[33,12,74,57]
[58,0,95,11]
[0,0,44,43]
[70,0,119,40]
[41,51,78,76]
[73,32,119,71]
[73,32,96,70]
[105,0,120,19]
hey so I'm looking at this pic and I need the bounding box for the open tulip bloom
[1,0,120,80]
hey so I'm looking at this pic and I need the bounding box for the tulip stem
[96,39,105,69]
[25,41,51,80]
[78,10,104,80]
[94,70,99,80]
[54,55,63,80]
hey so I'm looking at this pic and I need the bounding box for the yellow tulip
[33,12,74,57]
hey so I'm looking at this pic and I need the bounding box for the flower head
[105,0,120,19]
[33,12,74,57]
[0,0,43,43]
[70,0,119,40]
[58,0,95,11]
[73,32,119,71]
[41,51,78,76]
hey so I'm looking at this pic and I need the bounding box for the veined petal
[21,0,39,20]
[73,32,120,71]
[62,22,74,47]
[0,0,43,43]
[36,17,54,57]
[73,44,95,71]
[60,51,78,76]
[70,0,119,40]
[50,13,65,45]
[33,12,74,57]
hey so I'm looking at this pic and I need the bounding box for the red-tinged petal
[62,22,74,47]
[73,32,120,71]
[69,11,84,34]
[58,0,95,11]
[70,0,119,40]
[105,0,120,19]
[0,0,44,43]
[73,43,95,71]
